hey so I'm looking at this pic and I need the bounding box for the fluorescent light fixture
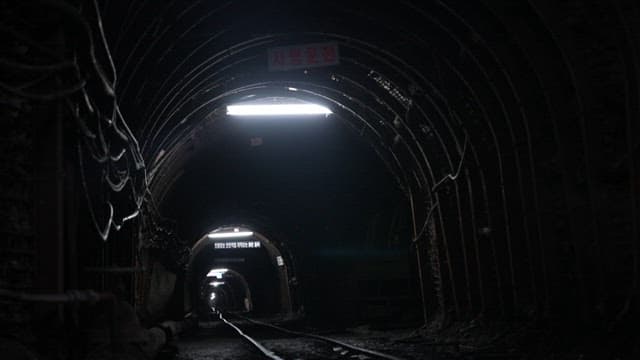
[207,231,254,239]
[226,103,332,116]
[206,268,229,279]
[210,281,225,287]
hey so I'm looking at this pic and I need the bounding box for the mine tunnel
[1,0,640,359]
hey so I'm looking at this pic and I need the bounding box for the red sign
[268,42,339,71]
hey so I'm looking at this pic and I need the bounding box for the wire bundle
[0,0,152,242]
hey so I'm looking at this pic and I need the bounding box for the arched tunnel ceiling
[112,0,535,199]
[99,0,640,321]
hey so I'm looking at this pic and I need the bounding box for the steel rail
[229,313,407,360]
[216,311,285,360]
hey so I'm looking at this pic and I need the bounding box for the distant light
[287,87,298,91]
[210,281,225,287]
[206,268,229,279]
[208,231,254,239]
[226,103,332,116]
[210,293,216,300]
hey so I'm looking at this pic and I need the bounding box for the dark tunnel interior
[1,0,640,359]
[163,107,415,325]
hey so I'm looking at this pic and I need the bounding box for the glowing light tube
[226,103,332,116]
[207,231,254,239]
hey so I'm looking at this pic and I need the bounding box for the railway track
[213,310,408,360]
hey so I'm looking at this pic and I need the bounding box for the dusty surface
[172,333,259,360]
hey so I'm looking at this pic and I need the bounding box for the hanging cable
[78,142,114,241]
[92,0,117,88]
[36,0,115,96]
[410,132,468,244]
[412,199,440,244]
[431,133,469,193]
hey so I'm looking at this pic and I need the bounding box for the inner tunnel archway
[201,267,252,313]
[186,225,295,317]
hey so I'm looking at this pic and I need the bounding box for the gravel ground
[163,317,639,360]
[167,323,445,360]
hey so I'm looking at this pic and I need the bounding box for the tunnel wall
[3,0,638,339]
[101,0,640,328]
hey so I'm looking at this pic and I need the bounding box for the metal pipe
[54,27,65,324]
[83,267,145,273]
[409,188,429,326]
[0,289,114,303]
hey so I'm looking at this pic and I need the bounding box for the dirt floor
[160,316,639,360]
[168,327,440,360]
